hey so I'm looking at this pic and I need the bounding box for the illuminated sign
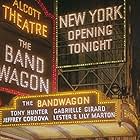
[58,0,126,68]
[0,0,56,95]
[0,90,118,126]
[1,0,49,38]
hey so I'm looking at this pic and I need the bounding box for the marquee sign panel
[58,0,126,68]
[0,90,118,126]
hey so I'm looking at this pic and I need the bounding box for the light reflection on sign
[121,103,138,128]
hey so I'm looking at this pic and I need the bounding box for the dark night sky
[58,0,123,14]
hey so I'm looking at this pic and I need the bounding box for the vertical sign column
[0,0,56,106]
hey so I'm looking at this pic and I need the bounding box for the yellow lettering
[42,25,48,38]
[9,8,16,23]
[12,0,19,8]
[17,13,22,28]
[37,11,41,20]
[37,96,90,108]
[12,0,41,20]
[28,7,33,16]
[22,19,29,33]
[19,1,23,12]
[2,5,9,19]
[33,9,41,20]
[2,6,48,38]
[36,23,41,35]
[23,4,28,13]
[71,98,76,105]
[37,100,42,107]
[29,21,35,33]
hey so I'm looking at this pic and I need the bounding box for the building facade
[0,0,139,139]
